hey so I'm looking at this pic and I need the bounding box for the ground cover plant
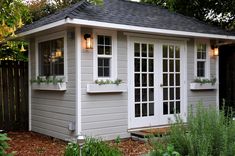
[148,103,235,156]
[64,137,122,156]
[0,133,12,156]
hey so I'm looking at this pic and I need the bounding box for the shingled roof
[19,0,234,37]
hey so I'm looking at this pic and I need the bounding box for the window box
[190,83,216,91]
[87,83,127,93]
[32,82,66,91]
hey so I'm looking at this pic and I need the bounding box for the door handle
[160,84,163,87]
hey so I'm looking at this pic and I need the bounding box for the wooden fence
[0,61,28,131]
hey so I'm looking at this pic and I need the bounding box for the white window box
[190,83,216,91]
[32,82,66,91]
[87,83,127,93]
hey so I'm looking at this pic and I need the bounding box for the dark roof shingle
[19,0,233,36]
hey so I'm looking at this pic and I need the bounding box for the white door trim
[128,36,188,129]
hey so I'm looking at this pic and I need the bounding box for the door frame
[127,35,188,129]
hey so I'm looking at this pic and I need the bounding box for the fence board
[0,60,28,131]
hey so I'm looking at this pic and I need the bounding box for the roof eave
[18,18,235,40]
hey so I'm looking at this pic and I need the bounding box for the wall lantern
[213,47,219,56]
[55,49,62,58]
[84,33,92,49]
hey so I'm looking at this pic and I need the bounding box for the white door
[129,37,186,129]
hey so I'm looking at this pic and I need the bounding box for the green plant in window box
[95,79,122,85]
[193,76,216,85]
[30,76,64,84]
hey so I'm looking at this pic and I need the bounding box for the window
[195,42,209,78]
[94,30,117,80]
[97,35,112,77]
[38,38,64,76]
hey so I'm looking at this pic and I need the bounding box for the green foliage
[193,77,216,85]
[168,103,235,156]
[64,137,122,156]
[95,79,122,85]
[114,136,121,145]
[0,133,12,156]
[141,0,235,31]
[146,138,180,156]
[30,76,64,84]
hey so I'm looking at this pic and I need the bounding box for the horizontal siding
[80,28,129,140]
[30,29,76,141]
[187,38,217,108]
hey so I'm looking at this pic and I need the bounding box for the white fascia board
[68,19,235,40]
[18,18,235,40]
[17,19,66,37]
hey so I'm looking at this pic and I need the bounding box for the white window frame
[194,39,210,79]
[35,31,68,82]
[93,29,117,81]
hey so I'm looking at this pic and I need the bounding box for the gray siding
[30,29,76,140]
[81,28,129,140]
[187,39,217,108]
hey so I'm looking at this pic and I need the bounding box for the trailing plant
[193,76,216,85]
[114,135,121,145]
[167,103,235,156]
[0,133,13,156]
[30,76,64,84]
[95,79,122,85]
[64,137,122,156]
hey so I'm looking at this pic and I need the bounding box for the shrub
[64,137,122,156]
[168,103,235,156]
[0,133,12,156]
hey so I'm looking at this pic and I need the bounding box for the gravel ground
[6,131,151,156]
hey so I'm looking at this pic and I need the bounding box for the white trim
[216,56,219,109]
[28,41,32,131]
[127,36,131,129]
[183,40,188,121]
[93,29,117,81]
[194,39,211,79]
[35,31,68,82]
[124,32,190,41]
[18,18,235,41]
[75,27,82,135]
[18,20,66,37]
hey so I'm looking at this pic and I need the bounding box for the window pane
[149,44,154,57]
[135,58,140,72]
[176,74,180,86]
[169,45,174,58]
[170,60,174,72]
[39,38,64,76]
[170,102,174,114]
[98,58,110,77]
[98,35,104,45]
[170,74,174,86]
[149,59,154,72]
[135,104,140,117]
[98,46,104,54]
[105,46,112,55]
[170,88,174,100]
[163,74,168,86]
[149,88,154,101]
[142,44,147,57]
[142,59,147,72]
[149,74,154,86]
[163,88,168,100]
[149,103,154,116]
[176,87,180,100]
[105,36,111,45]
[135,74,140,87]
[175,60,180,72]
[142,103,147,116]
[176,101,180,113]
[197,61,205,77]
[163,102,168,115]
[163,45,168,58]
[135,89,140,102]
[142,88,147,101]
[134,43,140,57]
[142,74,147,87]
[175,46,180,58]
[163,60,168,72]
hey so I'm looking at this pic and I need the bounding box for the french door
[129,37,186,129]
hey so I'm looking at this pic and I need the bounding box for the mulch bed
[6,131,151,156]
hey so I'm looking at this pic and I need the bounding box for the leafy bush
[64,137,122,156]
[168,103,235,156]
[146,137,180,156]
[0,133,12,156]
